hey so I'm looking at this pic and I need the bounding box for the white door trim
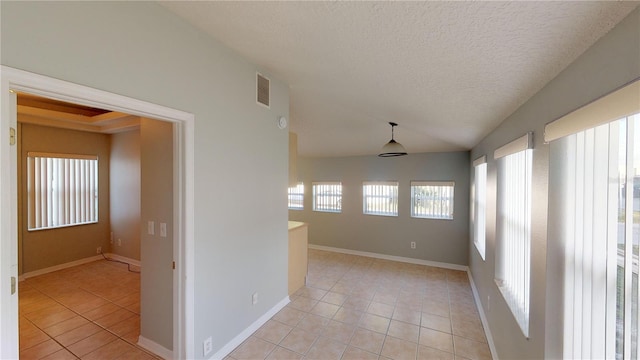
[0,66,195,359]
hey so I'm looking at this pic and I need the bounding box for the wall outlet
[252,292,258,305]
[118,238,122,247]
[160,222,167,238]
[410,241,416,249]
[96,246,102,254]
[148,221,155,235]
[203,336,213,356]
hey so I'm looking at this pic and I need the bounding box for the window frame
[410,181,455,220]
[362,181,399,217]
[287,182,304,210]
[472,156,487,260]
[27,152,99,231]
[312,182,342,213]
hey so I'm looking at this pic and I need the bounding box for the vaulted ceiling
[164,2,638,157]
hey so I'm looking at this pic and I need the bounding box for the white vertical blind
[362,181,398,216]
[473,161,487,260]
[410,181,455,219]
[495,147,532,337]
[27,152,98,230]
[312,182,342,213]
[288,182,304,210]
[558,113,640,359]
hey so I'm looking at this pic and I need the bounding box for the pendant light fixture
[378,122,408,157]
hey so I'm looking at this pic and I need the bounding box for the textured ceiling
[161,1,639,157]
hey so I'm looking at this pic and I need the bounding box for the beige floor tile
[387,320,419,343]
[452,318,487,343]
[381,336,418,360]
[422,313,452,334]
[320,291,348,306]
[309,301,340,318]
[367,302,395,318]
[332,307,363,325]
[341,345,379,360]
[360,313,391,334]
[254,319,293,344]
[19,339,63,360]
[419,328,454,354]
[279,328,318,355]
[342,296,371,312]
[273,307,306,327]
[349,327,386,354]
[230,336,276,360]
[320,320,356,343]
[295,287,328,301]
[418,344,455,360]
[453,336,492,360]
[296,314,330,336]
[392,307,422,326]
[289,297,319,312]
[304,336,347,360]
[66,329,118,357]
[266,346,303,360]
[423,299,451,318]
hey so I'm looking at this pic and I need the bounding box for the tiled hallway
[228,249,492,360]
[18,259,157,359]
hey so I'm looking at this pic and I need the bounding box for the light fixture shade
[379,140,408,157]
[378,122,408,157]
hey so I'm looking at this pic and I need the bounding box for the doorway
[0,66,195,359]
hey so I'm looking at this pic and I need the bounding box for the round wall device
[277,116,287,129]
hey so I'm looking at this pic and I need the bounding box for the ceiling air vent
[256,72,270,108]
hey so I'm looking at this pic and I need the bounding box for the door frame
[0,66,195,359]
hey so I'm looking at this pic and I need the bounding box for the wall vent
[256,73,270,108]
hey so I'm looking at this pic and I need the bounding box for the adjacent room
[1,2,639,360]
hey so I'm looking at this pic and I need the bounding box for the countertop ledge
[288,221,307,231]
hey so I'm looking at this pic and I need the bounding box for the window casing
[27,152,99,231]
[472,157,487,260]
[312,182,342,213]
[288,182,304,210]
[362,181,398,216]
[494,133,532,337]
[410,181,454,219]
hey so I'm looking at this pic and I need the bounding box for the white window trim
[410,181,455,220]
[312,181,342,213]
[362,181,399,217]
[287,182,304,210]
[472,155,487,260]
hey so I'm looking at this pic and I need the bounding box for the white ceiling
[161,1,639,157]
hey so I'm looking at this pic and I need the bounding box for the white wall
[469,7,640,359]
[1,2,289,357]
[110,129,141,261]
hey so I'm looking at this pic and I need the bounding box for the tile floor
[18,259,159,360]
[228,249,492,360]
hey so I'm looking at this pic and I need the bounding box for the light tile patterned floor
[18,259,159,360]
[228,249,492,360]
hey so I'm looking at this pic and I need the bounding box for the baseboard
[104,253,141,267]
[138,336,173,360]
[18,255,104,281]
[209,296,290,360]
[308,244,469,272]
[467,271,498,360]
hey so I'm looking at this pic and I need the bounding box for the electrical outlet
[252,292,258,305]
[118,238,122,247]
[96,246,102,254]
[203,336,213,356]
[148,221,155,235]
[410,241,416,249]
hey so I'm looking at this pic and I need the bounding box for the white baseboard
[105,253,141,267]
[138,336,173,360]
[467,271,498,360]
[19,255,104,281]
[308,244,469,272]
[210,296,290,360]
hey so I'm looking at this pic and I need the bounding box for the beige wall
[109,129,141,260]
[18,123,111,274]
[140,118,174,350]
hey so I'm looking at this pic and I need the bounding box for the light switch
[160,223,167,238]
[148,221,155,235]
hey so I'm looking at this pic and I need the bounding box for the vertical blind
[312,182,342,213]
[410,181,455,219]
[27,152,99,230]
[287,182,304,210]
[473,157,487,260]
[559,114,639,359]
[495,133,532,337]
[362,181,398,216]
